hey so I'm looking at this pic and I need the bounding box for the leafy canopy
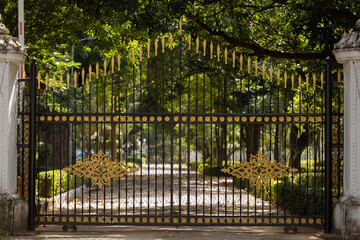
[0,0,358,71]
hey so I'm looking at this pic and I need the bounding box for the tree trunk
[112,95,118,161]
[289,124,316,171]
[111,123,117,161]
[213,124,227,166]
[279,123,287,163]
[275,124,279,161]
[244,124,261,161]
[275,98,286,163]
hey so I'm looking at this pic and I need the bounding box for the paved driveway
[49,164,278,218]
[18,225,332,240]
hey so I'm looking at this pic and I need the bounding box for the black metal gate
[17,34,343,232]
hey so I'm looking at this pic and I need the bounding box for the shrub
[233,178,249,189]
[276,180,324,215]
[197,163,228,176]
[190,160,233,176]
[292,172,324,189]
[120,161,140,169]
[232,172,325,216]
[189,160,198,171]
[126,157,144,165]
[36,170,83,198]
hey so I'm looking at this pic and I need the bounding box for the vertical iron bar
[209,56,213,221]
[154,51,158,218]
[96,71,99,219]
[178,34,182,223]
[74,72,78,218]
[44,76,49,224]
[162,50,165,217]
[195,50,198,217]
[81,74,85,221]
[170,45,174,220]
[246,72,250,220]
[224,61,228,220]
[89,70,92,218]
[187,47,191,219]
[125,83,128,217]
[147,55,150,216]
[36,79,40,226]
[324,56,333,233]
[232,74,235,222]
[239,70,243,218]
[28,57,37,231]
[110,69,114,220]
[202,51,206,220]
[132,57,136,217]
[140,59,143,217]
[102,67,106,220]
[217,59,220,220]
[269,79,273,220]
[59,74,63,217]
[52,75,55,220]
[306,82,310,221]
[67,71,71,221]
[261,75,264,222]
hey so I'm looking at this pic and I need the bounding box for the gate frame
[28,57,37,231]
[23,54,340,233]
[324,56,333,233]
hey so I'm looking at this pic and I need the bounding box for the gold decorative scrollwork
[221,153,298,188]
[63,150,139,189]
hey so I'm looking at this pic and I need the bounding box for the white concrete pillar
[333,19,360,239]
[0,21,26,194]
[0,20,27,234]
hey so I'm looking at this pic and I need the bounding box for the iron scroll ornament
[221,153,298,188]
[63,150,139,189]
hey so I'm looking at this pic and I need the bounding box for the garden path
[48,164,284,218]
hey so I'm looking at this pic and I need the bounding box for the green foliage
[189,160,229,176]
[233,172,325,216]
[192,158,325,215]
[275,178,324,215]
[233,178,250,190]
[1,0,355,72]
[120,161,140,169]
[36,142,53,172]
[0,233,20,240]
[36,170,83,198]
[189,160,198,172]
[197,163,227,176]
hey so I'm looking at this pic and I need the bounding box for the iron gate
[17,32,343,232]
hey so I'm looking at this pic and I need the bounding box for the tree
[1,0,359,71]
[3,0,345,170]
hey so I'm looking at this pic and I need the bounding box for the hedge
[36,170,83,198]
[197,163,228,176]
[190,158,325,216]
[233,173,325,215]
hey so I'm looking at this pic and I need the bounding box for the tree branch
[188,14,328,61]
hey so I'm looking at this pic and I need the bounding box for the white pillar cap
[333,19,360,63]
[0,20,27,60]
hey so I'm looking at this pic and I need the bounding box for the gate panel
[17,33,343,229]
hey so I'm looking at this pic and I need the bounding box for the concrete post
[333,19,360,239]
[0,20,27,234]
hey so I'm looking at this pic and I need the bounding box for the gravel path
[46,164,283,217]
